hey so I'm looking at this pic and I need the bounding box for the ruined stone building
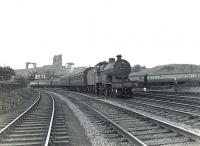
[53,55,62,67]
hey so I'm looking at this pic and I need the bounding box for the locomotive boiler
[102,55,131,79]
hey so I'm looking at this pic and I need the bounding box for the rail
[44,92,55,146]
[0,91,41,135]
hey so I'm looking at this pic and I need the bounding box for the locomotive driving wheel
[105,85,112,97]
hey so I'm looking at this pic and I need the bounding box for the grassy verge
[0,88,33,113]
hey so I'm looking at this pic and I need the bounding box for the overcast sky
[0,0,200,69]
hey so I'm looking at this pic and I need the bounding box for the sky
[0,0,200,69]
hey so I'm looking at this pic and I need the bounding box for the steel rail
[69,91,200,142]
[43,91,55,146]
[125,98,200,117]
[147,92,200,104]
[146,90,200,97]
[134,93,200,109]
[0,91,41,135]
[136,91,200,102]
[67,94,147,146]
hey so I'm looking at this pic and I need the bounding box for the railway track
[135,91,200,106]
[0,90,70,146]
[58,89,200,127]
[56,89,200,127]
[106,94,200,127]
[146,90,200,97]
[50,96,71,145]
[134,92,200,113]
[131,92,200,122]
[0,91,54,146]
[65,91,200,146]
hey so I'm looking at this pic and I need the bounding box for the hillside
[15,65,87,79]
[130,64,200,76]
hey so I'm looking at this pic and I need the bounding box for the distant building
[35,74,45,80]
[53,55,62,67]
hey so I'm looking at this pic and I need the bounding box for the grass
[0,88,33,113]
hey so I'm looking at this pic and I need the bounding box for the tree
[132,65,146,72]
[0,66,15,80]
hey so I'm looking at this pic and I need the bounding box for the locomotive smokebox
[103,55,131,79]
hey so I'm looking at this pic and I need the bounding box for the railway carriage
[86,67,96,93]
[129,72,200,88]
[67,68,87,91]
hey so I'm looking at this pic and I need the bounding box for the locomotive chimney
[109,58,115,63]
[116,55,122,60]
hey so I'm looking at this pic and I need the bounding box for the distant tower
[53,54,62,67]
